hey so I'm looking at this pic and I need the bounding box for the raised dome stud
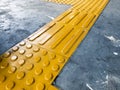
[36,83,45,90]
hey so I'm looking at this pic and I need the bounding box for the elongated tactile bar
[0,0,109,90]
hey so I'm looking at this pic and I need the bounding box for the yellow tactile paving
[0,0,109,89]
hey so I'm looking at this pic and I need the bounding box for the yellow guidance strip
[0,0,109,90]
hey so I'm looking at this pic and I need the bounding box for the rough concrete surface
[0,0,120,90]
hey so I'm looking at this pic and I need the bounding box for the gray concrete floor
[0,0,120,90]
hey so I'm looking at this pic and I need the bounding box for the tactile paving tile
[0,41,66,90]
[0,0,109,89]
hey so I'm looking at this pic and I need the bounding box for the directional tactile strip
[0,0,109,90]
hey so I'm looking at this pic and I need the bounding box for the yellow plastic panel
[0,0,109,89]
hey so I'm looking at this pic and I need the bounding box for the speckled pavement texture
[0,0,120,90]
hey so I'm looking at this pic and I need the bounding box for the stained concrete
[0,0,120,90]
